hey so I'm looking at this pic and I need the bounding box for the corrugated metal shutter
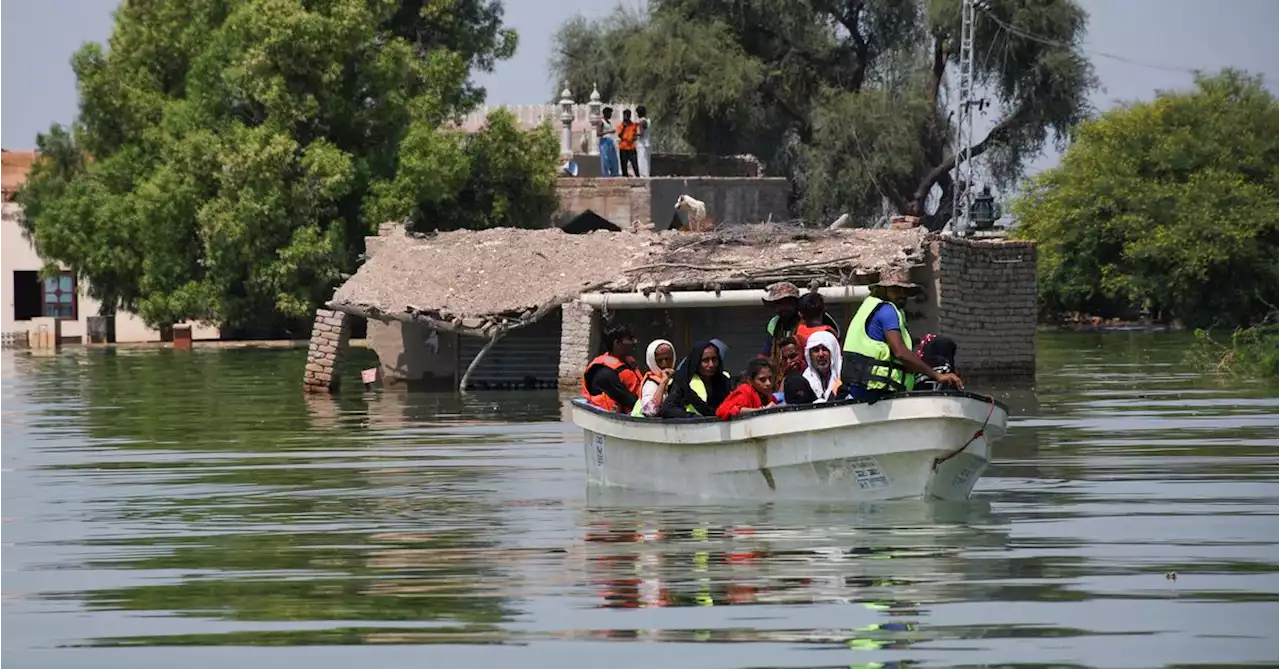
[458,311,562,389]
[663,306,773,377]
[626,304,864,378]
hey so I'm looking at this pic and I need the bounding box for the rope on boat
[932,394,996,470]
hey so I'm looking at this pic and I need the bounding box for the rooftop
[330,223,930,336]
[1,150,37,202]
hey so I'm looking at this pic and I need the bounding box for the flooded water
[2,333,1276,668]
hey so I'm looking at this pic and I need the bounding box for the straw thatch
[329,223,929,337]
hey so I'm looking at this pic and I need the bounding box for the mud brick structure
[303,308,351,393]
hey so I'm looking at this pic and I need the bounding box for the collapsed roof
[330,222,929,338]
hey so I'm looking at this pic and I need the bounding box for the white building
[2,150,219,344]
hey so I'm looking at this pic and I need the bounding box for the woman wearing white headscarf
[801,330,843,403]
[632,339,677,417]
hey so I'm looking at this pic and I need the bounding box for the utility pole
[951,0,978,235]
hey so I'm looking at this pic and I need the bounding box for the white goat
[674,194,709,231]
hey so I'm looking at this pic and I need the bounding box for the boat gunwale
[569,389,1008,424]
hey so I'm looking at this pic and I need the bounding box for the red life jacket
[582,354,642,412]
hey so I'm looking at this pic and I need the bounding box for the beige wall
[367,319,460,388]
[2,203,219,343]
[554,177,792,230]
[556,179,651,227]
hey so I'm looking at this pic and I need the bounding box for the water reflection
[2,331,1277,668]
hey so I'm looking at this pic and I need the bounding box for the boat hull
[571,392,1007,502]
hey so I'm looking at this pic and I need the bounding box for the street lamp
[968,185,998,231]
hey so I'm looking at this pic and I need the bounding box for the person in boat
[660,339,732,418]
[842,268,964,399]
[774,335,805,390]
[677,338,733,381]
[913,334,959,391]
[632,339,677,417]
[761,282,841,362]
[582,324,642,413]
[795,291,841,351]
[716,359,777,420]
[782,373,818,405]
[802,330,844,403]
[778,336,804,373]
[761,281,801,362]
[770,338,807,404]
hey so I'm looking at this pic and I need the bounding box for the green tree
[17,0,560,335]
[547,6,647,105]
[549,0,1095,227]
[1012,69,1279,329]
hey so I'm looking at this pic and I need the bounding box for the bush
[1013,69,1278,329]
[1187,316,1279,378]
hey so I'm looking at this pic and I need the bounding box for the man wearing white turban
[801,330,843,403]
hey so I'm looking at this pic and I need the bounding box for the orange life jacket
[617,121,639,151]
[794,322,838,353]
[582,354,642,412]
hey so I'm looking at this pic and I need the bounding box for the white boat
[569,391,1009,502]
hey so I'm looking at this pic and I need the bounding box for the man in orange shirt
[617,109,640,177]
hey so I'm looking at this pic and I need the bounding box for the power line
[976,5,1219,77]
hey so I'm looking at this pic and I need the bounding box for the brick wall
[303,308,351,393]
[556,178,651,227]
[931,237,1037,377]
[558,301,598,387]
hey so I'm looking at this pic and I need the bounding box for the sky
[2,0,1277,176]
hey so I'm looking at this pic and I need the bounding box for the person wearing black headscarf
[660,340,732,418]
[914,334,959,390]
[782,373,818,405]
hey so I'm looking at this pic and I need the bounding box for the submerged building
[305,220,1037,392]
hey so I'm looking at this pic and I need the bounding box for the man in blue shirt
[843,268,963,398]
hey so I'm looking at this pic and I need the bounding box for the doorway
[12,270,41,320]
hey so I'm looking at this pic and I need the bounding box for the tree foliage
[17,0,560,334]
[549,0,1095,227]
[1013,69,1278,330]
[547,6,647,105]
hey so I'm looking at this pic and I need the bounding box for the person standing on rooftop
[598,106,620,177]
[617,109,640,177]
[635,105,652,178]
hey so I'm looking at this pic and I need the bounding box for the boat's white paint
[578,285,870,309]
[570,393,1007,502]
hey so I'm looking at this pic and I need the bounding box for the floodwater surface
[2,333,1277,668]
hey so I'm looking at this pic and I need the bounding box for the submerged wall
[367,320,460,390]
[926,236,1038,378]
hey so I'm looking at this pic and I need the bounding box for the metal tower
[951,0,978,234]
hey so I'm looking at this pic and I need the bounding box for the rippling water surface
[3,333,1276,668]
